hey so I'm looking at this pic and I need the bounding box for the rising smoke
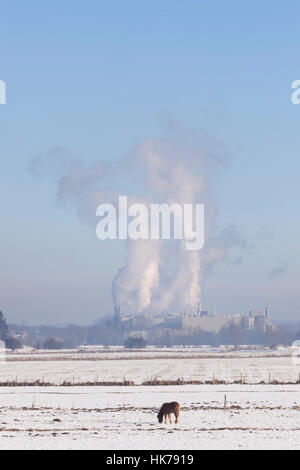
[29,120,248,315]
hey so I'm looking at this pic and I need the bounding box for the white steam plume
[29,121,248,315]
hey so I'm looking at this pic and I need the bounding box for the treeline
[6,319,300,350]
[8,323,123,349]
[149,323,300,348]
[0,311,25,350]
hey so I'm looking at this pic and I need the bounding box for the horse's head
[157,411,163,423]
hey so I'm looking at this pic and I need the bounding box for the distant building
[112,305,275,336]
[113,306,122,330]
[181,312,230,333]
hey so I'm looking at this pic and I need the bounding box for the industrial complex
[112,305,276,341]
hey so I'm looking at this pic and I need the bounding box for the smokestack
[265,306,269,319]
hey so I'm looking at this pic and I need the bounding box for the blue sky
[0,1,299,324]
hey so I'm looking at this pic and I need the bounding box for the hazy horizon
[1,1,299,325]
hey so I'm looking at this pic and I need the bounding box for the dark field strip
[0,379,299,386]
[5,354,292,362]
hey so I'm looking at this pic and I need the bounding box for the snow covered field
[0,348,299,384]
[0,384,299,450]
[0,348,299,449]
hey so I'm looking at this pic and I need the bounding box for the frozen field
[0,385,299,449]
[0,347,299,384]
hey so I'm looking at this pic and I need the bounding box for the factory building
[181,312,230,333]
[114,305,275,335]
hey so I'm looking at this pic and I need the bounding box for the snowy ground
[5,345,293,361]
[1,348,299,449]
[0,385,299,449]
[1,347,299,384]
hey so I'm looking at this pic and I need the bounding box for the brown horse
[157,402,180,424]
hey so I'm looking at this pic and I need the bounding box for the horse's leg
[169,414,172,424]
[174,411,178,423]
[164,414,167,424]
